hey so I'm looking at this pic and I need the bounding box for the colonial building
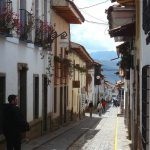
[68,42,94,120]
[0,0,84,149]
[0,0,53,145]
[107,0,150,150]
[50,0,84,128]
[94,61,104,104]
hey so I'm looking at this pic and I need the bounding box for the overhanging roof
[109,22,135,37]
[52,0,85,24]
[70,42,94,64]
[106,5,135,30]
[111,0,135,6]
[116,42,130,55]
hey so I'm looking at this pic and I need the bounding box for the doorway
[18,63,27,120]
[64,86,66,123]
[60,86,63,125]
[42,75,47,132]
[0,74,5,135]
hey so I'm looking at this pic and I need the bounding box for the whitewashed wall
[88,69,95,105]
[0,36,50,122]
[139,0,150,148]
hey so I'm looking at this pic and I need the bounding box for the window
[33,75,39,119]
[142,65,150,150]
[143,0,150,44]
[35,0,39,18]
[54,38,57,56]
[0,74,5,134]
[66,86,68,106]
[54,62,59,85]
[60,47,63,58]
[44,0,47,21]
[54,87,57,113]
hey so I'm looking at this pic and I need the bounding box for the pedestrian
[102,99,107,113]
[97,99,100,106]
[85,100,88,110]
[97,102,102,116]
[2,94,30,150]
[89,101,93,118]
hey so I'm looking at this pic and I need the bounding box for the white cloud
[71,0,116,53]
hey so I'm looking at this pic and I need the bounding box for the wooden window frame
[54,87,57,113]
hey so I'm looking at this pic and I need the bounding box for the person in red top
[101,99,107,113]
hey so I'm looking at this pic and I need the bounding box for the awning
[109,22,135,37]
[51,0,85,24]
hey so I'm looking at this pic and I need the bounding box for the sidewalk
[22,106,131,150]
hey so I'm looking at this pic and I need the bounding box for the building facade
[107,0,150,150]
[0,0,84,149]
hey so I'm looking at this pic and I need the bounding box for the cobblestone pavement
[22,116,101,150]
[22,105,131,150]
[34,117,100,150]
[68,107,131,150]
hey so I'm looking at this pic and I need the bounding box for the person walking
[97,101,102,116]
[2,94,30,150]
[102,99,107,113]
[89,101,93,118]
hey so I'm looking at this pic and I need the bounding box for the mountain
[90,51,118,61]
[90,51,120,84]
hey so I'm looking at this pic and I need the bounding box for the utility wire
[85,20,108,25]
[79,0,109,9]
[81,10,108,23]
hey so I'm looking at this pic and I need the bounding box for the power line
[81,10,108,23]
[79,0,109,9]
[85,20,108,25]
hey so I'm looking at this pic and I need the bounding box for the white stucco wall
[0,36,52,122]
[88,69,95,105]
[139,1,150,147]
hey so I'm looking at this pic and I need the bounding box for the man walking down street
[89,101,93,118]
[2,94,30,150]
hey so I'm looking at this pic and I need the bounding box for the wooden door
[42,75,47,132]
[19,67,27,120]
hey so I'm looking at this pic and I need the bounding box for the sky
[70,0,117,53]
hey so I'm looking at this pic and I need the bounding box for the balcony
[109,22,135,38]
[34,20,55,49]
[19,9,34,42]
[51,0,84,24]
[0,0,13,36]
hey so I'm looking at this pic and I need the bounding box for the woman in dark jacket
[2,95,30,150]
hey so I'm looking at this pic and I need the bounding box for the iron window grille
[19,9,33,42]
[0,0,13,35]
[142,65,150,150]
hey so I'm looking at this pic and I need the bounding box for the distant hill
[90,51,120,84]
[91,51,118,61]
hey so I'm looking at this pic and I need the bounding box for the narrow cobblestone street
[68,107,131,150]
[22,105,131,150]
